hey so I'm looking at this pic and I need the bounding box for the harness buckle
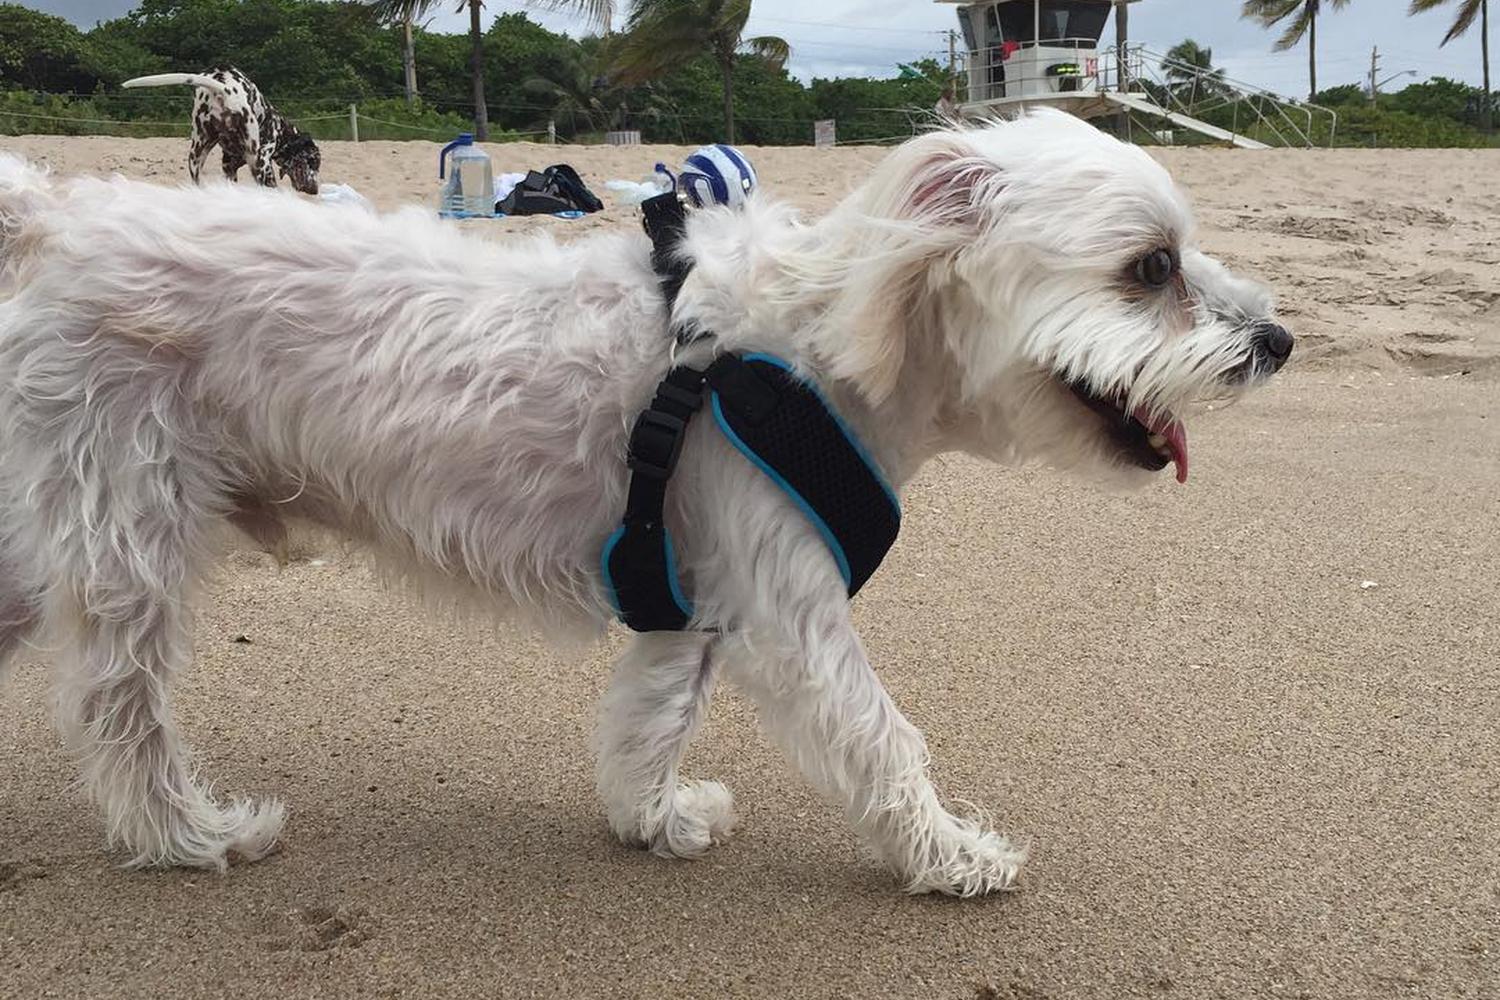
[627,410,688,480]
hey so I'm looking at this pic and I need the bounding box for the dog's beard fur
[0,110,1286,891]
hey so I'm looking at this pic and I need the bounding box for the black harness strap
[603,195,902,633]
[640,192,692,320]
[602,364,706,633]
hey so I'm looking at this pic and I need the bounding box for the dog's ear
[898,132,996,229]
[822,129,997,404]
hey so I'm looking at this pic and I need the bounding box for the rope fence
[0,108,191,131]
[0,95,926,147]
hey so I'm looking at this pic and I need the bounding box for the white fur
[0,111,1284,893]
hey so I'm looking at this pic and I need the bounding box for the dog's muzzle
[1251,321,1294,373]
[1225,321,1294,386]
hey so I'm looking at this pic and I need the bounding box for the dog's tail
[0,154,54,276]
[122,72,232,96]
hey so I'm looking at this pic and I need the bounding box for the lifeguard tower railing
[956,41,1340,148]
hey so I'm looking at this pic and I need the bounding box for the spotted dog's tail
[122,72,233,96]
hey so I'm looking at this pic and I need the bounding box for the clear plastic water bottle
[438,133,494,218]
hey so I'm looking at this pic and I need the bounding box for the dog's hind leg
[595,632,736,858]
[187,94,216,186]
[724,615,1026,896]
[187,134,214,186]
[42,405,283,870]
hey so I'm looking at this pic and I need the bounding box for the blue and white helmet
[660,144,757,209]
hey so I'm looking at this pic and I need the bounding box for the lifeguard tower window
[997,2,1110,48]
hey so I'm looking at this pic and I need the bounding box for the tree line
[0,0,1494,147]
[0,0,945,145]
[1160,36,1496,146]
[1241,0,1491,130]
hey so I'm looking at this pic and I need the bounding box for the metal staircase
[1104,45,1338,148]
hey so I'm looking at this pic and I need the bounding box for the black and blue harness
[601,194,902,633]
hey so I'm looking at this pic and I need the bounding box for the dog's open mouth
[1065,379,1189,483]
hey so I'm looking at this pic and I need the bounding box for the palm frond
[1273,4,1315,50]
[1240,0,1303,26]
[527,0,614,31]
[368,0,442,25]
[743,34,789,68]
[611,12,711,83]
[1407,0,1483,45]
[624,0,701,32]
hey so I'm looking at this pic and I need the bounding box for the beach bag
[496,164,604,216]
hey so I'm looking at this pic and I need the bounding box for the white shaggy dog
[0,111,1290,895]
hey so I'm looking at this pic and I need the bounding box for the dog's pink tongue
[1133,407,1190,484]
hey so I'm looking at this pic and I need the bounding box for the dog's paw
[654,779,737,859]
[605,779,736,859]
[899,818,1026,897]
[117,795,286,871]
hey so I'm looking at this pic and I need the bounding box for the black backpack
[497,164,604,216]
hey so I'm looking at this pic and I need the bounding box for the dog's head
[274,131,321,195]
[815,109,1289,487]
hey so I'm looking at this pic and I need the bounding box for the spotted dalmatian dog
[123,67,321,194]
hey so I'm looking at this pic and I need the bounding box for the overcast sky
[37,0,1491,98]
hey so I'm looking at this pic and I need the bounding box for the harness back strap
[641,192,692,315]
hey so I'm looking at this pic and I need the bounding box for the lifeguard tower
[938,0,1338,148]
[941,0,1123,116]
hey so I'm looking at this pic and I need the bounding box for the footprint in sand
[0,860,47,893]
[257,903,374,953]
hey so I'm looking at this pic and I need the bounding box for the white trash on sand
[317,182,374,212]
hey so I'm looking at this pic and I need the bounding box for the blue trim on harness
[662,530,693,617]
[600,524,626,615]
[601,523,693,619]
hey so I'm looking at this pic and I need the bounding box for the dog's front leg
[724,609,1025,895]
[595,632,736,858]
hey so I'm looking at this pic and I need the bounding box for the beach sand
[1,135,1497,1000]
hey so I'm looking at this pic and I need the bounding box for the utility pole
[1369,46,1379,105]
[948,29,958,80]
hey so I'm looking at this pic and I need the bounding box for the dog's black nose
[1253,322,1294,371]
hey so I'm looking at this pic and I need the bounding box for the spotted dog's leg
[187,93,215,185]
[216,107,251,183]
[250,116,277,188]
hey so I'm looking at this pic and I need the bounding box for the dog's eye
[1136,249,1176,287]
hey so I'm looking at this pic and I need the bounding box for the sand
[1,135,1496,1000]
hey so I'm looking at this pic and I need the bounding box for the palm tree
[1163,39,1228,103]
[1240,0,1352,101]
[371,0,613,139]
[524,44,617,135]
[371,0,437,106]
[1409,0,1491,129]
[612,0,789,143]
